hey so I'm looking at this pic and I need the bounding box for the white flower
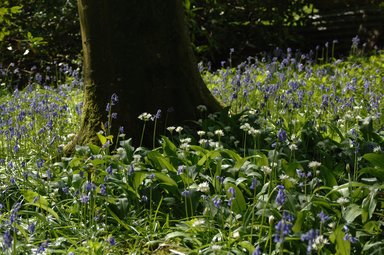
[192,218,205,227]
[167,126,176,133]
[211,245,222,251]
[197,182,210,193]
[373,146,382,152]
[196,105,207,112]
[336,197,349,205]
[312,235,329,250]
[133,154,142,163]
[199,139,208,146]
[240,123,251,131]
[138,112,152,121]
[261,166,272,175]
[180,138,191,144]
[308,161,321,169]
[175,126,183,133]
[214,129,224,137]
[197,130,206,137]
[289,143,298,151]
[248,127,261,136]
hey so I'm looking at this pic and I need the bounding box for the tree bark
[64,0,222,153]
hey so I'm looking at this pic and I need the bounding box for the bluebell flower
[177,165,185,175]
[250,178,258,190]
[228,187,236,197]
[318,211,330,223]
[301,229,319,254]
[3,230,12,249]
[154,109,161,119]
[273,211,294,243]
[111,112,117,119]
[212,196,221,208]
[181,189,191,197]
[28,222,36,233]
[275,185,286,206]
[343,225,358,243]
[108,236,116,246]
[111,93,119,105]
[106,165,113,175]
[100,184,107,195]
[85,181,96,192]
[278,129,287,142]
[252,245,261,255]
[80,194,90,204]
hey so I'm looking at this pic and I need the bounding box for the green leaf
[146,150,176,172]
[363,153,384,169]
[10,6,22,14]
[344,204,362,223]
[238,241,255,253]
[22,190,48,206]
[96,133,107,145]
[331,225,350,255]
[25,203,60,222]
[224,183,246,213]
[154,172,179,195]
[106,207,141,235]
[292,210,305,233]
[89,144,101,154]
[360,167,384,181]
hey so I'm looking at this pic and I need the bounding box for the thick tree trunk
[64,0,222,153]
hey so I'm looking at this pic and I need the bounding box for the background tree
[64,0,222,153]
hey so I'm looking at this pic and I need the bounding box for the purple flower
[273,211,294,243]
[275,185,286,206]
[278,129,287,142]
[28,222,36,233]
[228,187,236,197]
[154,109,161,119]
[318,211,330,223]
[181,189,191,197]
[250,178,258,190]
[212,196,221,208]
[301,229,319,254]
[108,236,116,246]
[100,184,107,195]
[252,245,261,255]
[111,93,119,105]
[80,194,90,204]
[106,165,113,175]
[3,230,12,249]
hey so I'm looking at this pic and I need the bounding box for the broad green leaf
[238,241,255,253]
[344,204,361,224]
[96,133,107,145]
[88,144,101,154]
[106,207,141,235]
[360,166,384,181]
[330,226,350,255]
[154,172,179,195]
[224,183,246,213]
[22,190,48,206]
[363,153,384,169]
[292,210,305,233]
[25,203,60,222]
[146,150,176,172]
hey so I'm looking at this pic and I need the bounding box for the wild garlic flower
[214,129,224,137]
[261,165,272,175]
[197,182,210,193]
[196,105,207,112]
[175,126,183,133]
[308,161,321,169]
[167,126,175,133]
[197,130,206,137]
[138,112,152,121]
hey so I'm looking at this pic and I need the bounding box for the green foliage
[1,53,384,254]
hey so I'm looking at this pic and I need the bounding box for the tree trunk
[64,0,222,153]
